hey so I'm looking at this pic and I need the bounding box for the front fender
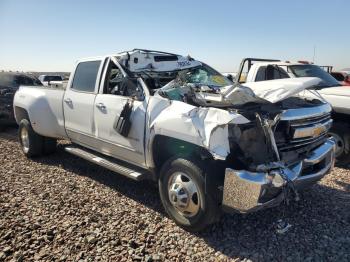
[145,97,250,168]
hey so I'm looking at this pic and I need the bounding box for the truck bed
[14,86,67,139]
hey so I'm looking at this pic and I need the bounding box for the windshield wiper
[312,84,334,90]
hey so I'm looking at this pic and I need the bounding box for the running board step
[64,146,146,181]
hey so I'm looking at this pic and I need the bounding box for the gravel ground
[0,127,349,261]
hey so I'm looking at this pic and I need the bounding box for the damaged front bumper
[222,138,335,213]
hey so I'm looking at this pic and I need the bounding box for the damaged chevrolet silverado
[14,49,335,231]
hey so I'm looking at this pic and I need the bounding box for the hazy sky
[0,0,349,72]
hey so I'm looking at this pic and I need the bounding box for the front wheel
[158,157,219,232]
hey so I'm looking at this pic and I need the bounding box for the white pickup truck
[38,75,64,86]
[236,58,350,165]
[14,49,335,231]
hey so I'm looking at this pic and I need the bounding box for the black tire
[43,137,57,154]
[18,119,44,157]
[158,157,219,232]
[329,122,350,166]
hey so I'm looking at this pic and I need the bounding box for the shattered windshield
[181,64,233,89]
[156,64,233,103]
[288,65,340,88]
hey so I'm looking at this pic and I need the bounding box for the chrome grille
[275,112,332,153]
[289,113,332,128]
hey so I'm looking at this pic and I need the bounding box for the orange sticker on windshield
[212,75,226,85]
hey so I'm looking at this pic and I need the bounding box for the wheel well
[152,135,225,205]
[14,107,30,124]
[152,135,212,172]
[332,112,350,126]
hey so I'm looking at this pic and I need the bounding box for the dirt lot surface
[0,128,349,261]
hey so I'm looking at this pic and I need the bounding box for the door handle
[64,98,72,104]
[96,103,106,110]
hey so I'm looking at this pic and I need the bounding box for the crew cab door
[93,57,147,167]
[63,60,103,146]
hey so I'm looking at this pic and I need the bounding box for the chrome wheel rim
[329,132,344,157]
[21,127,30,153]
[168,172,201,217]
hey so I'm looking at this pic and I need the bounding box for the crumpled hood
[222,77,322,104]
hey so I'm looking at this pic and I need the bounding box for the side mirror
[134,85,145,101]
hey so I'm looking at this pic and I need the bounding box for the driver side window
[104,64,124,95]
[104,60,142,99]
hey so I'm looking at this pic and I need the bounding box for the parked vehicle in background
[341,68,350,75]
[319,66,350,86]
[14,49,335,231]
[38,74,63,86]
[331,71,350,86]
[235,58,350,165]
[0,72,42,130]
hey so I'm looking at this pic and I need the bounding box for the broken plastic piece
[276,219,292,234]
[188,107,250,159]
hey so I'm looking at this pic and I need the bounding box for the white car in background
[235,58,350,165]
[38,75,63,86]
[341,69,350,76]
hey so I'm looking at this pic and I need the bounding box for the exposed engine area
[226,99,332,171]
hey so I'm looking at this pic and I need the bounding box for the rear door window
[331,73,345,81]
[17,76,42,86]
[71,61,101,92]
[255,65,289,81]
[43,75,63,82]
[255,66,267,81]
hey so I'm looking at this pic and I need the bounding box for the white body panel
[63,90,96,139]
[245,62,350,115]
[93,94,147,166]
[312,86,350,115]
[229,77,322,104]
[14,86,67,139]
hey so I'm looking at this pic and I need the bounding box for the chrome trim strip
[292,119,333,139]
[303,139,335,164]
[277,133,327,150]
[65,128,140,153]
[280,103,332,121]
[296,161,332,181]
[290,115,331,127]
[289,133,327,144]
[64,146,145,181]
